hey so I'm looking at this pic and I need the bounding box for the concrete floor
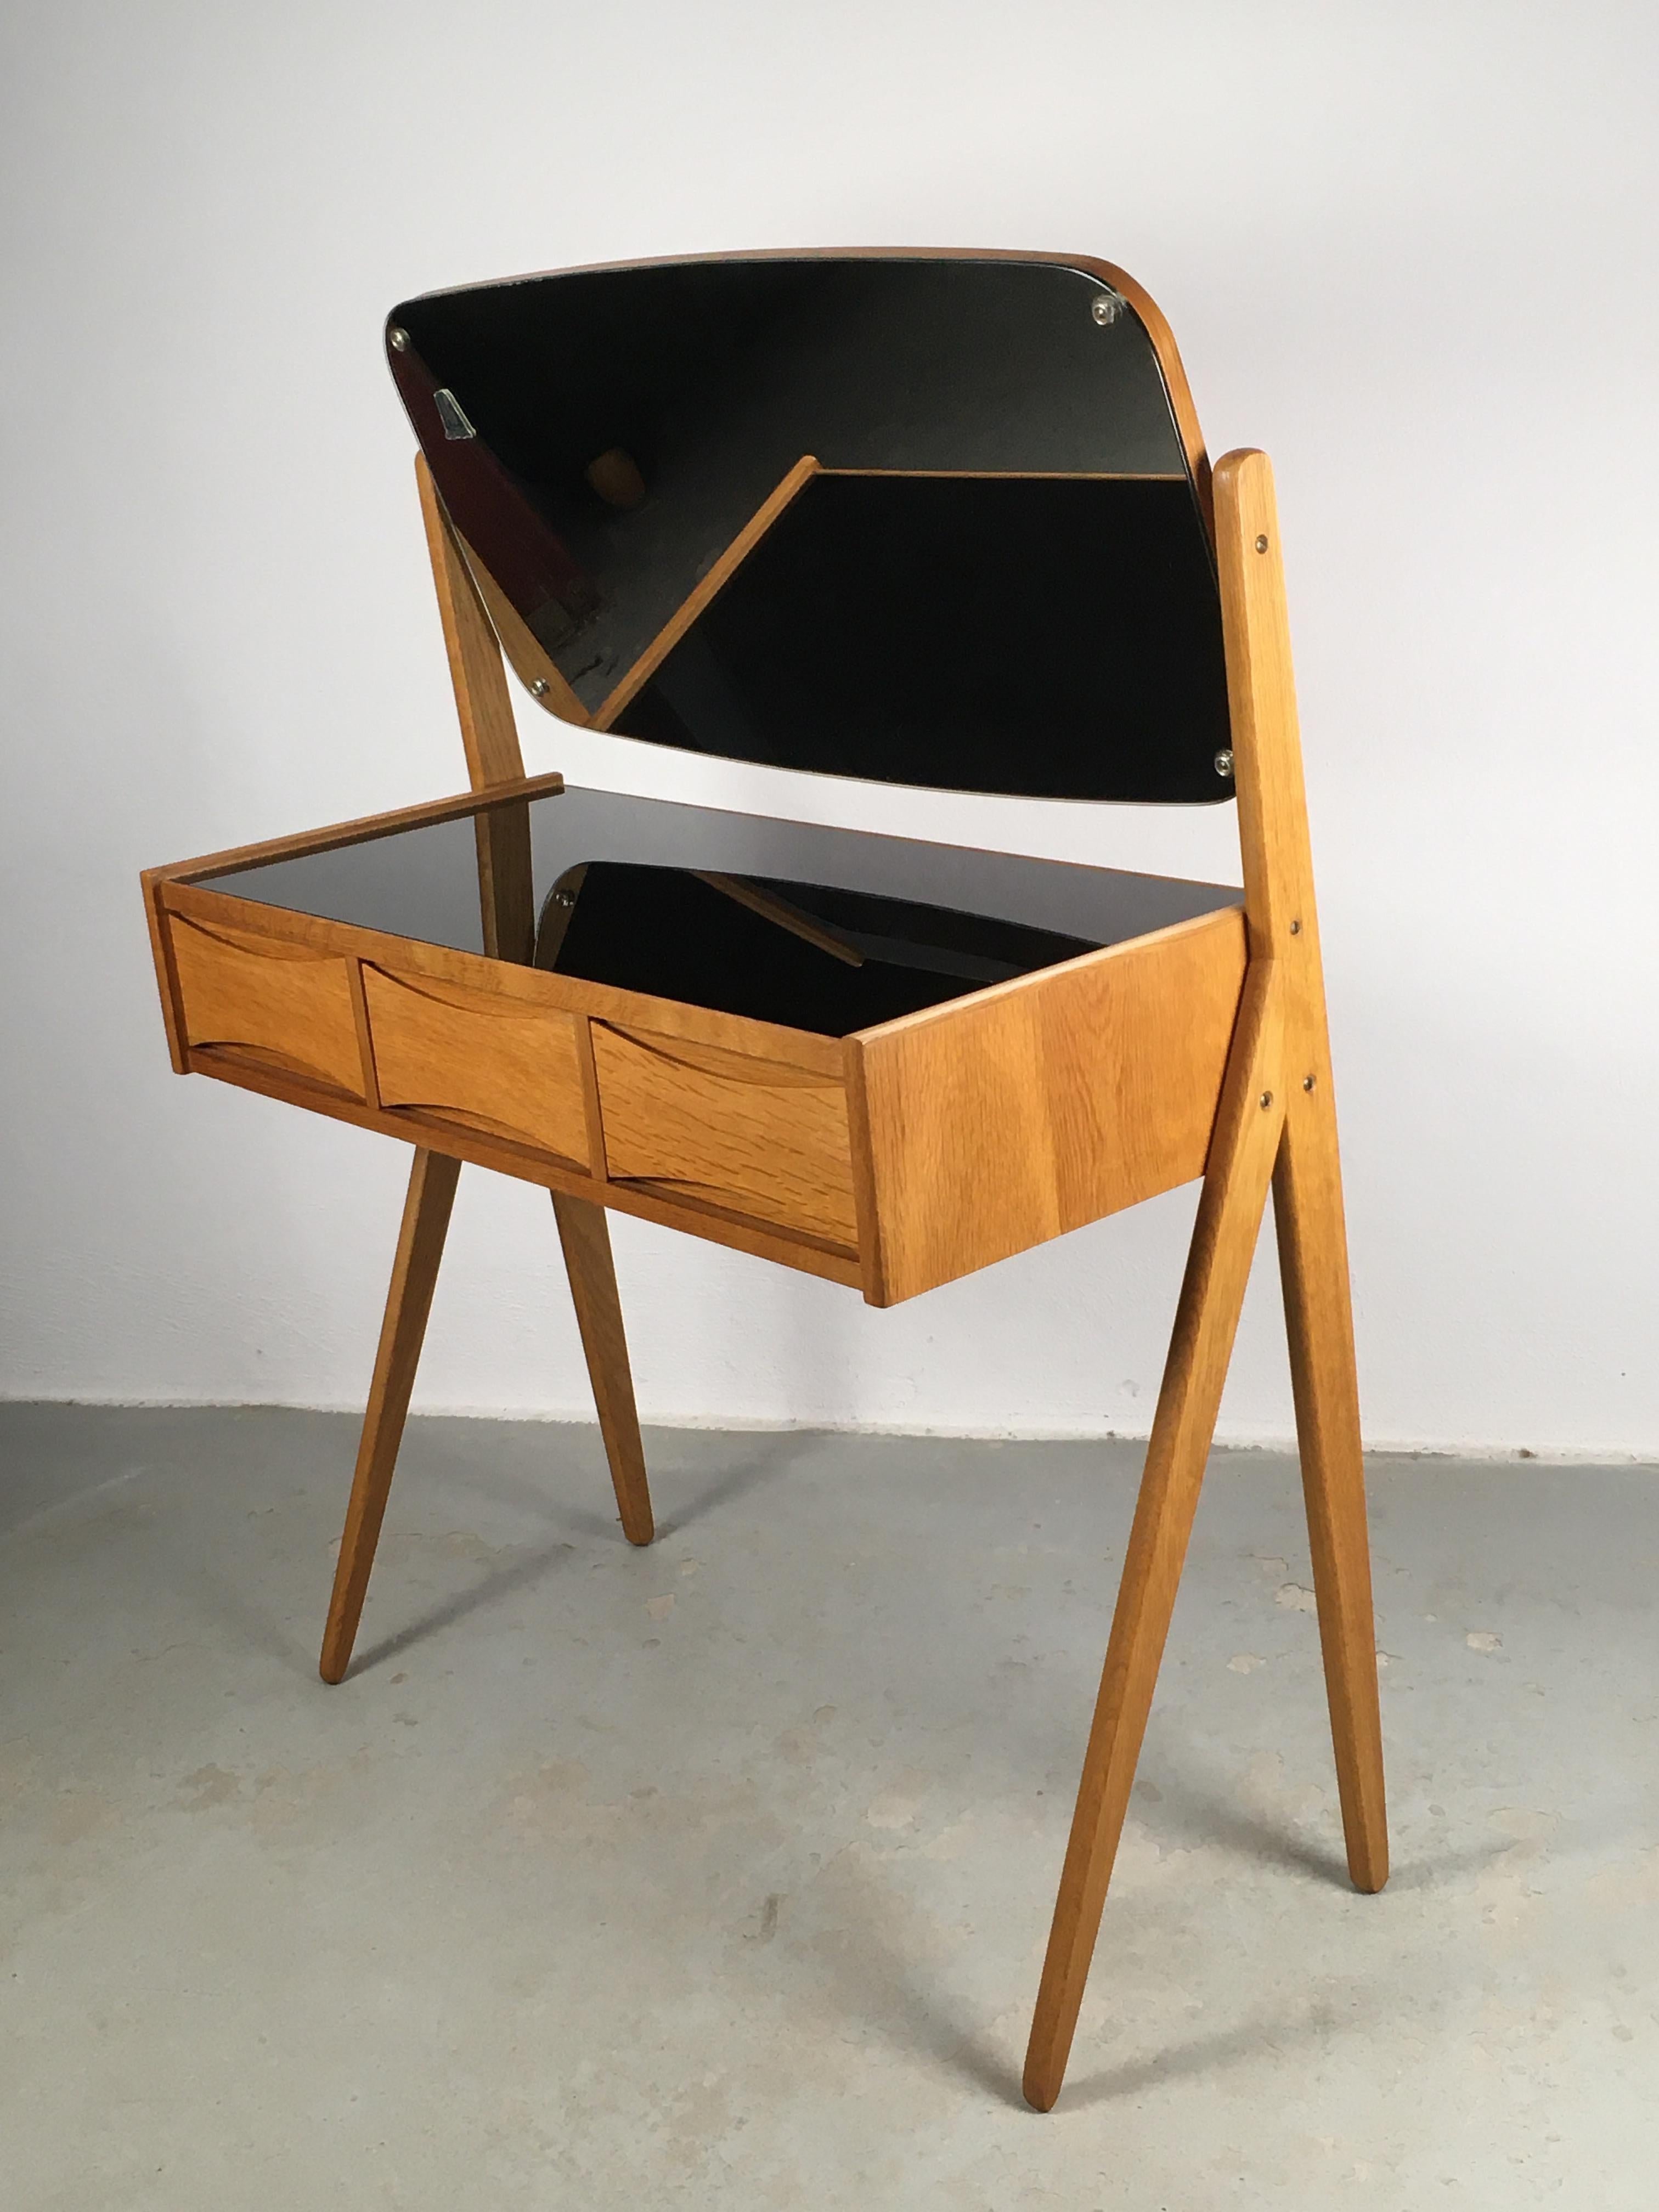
[2,1407,1656,2208]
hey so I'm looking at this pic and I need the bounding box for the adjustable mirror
[387,255,1233,803]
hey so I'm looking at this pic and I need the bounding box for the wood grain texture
[361,963,590,1165]
[551,1193,653,1544]
[1022,962,1285,2111]
[416,453,527,789]
[416,453,537,963]
[170,911,364,1097]
[320,1147,462,1683]
[346,959,381,1107]
[848,909,1246,1306]
[140,870,189,1074]
[592,1021,859,1249]
[593,456,820,730]
[1215,447,1387,1895]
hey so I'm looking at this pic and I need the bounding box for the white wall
[3,1,1656,1455]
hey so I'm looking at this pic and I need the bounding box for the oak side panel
[851,909,1246,1305]
[141,869,189,1074]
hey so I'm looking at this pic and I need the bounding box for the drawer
[361,964,591,1164]
[169,912,364,1096]
[592,1021,857,1249]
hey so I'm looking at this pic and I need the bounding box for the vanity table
[143,250,1387,2109]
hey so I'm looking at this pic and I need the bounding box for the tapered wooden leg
[319,1148,461,1684]
[1273,1086,1389,1893]
[551,1192,654,1545]
[1023,971,1284,2112]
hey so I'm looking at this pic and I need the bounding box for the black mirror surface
[387,255,1233,805]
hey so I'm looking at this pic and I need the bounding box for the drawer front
[362,964,590,1164]
[169,912,364,1096]
[592,1022,857,1248]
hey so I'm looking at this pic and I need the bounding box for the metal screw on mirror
[1255,534,1269,552]
[1090,294,1122,326]
[388,327,409,352]
[1303,1074,1317,1092]
[529,679,549,698]
[1289,918,1301,935]
[1259,1092,1274,1110]
[554,890,575,909]
[1213,749,1234,778]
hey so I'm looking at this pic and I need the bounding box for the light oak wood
[416,453,535,963]
[421,465,658,1555]
[848,909,1246,1305]
[1215,447,1387,1895]
[551,1192,654,1545]
[170,911,364,1097]
[317,467,659,1690]
[593,455,820,731]
[1021,449,1389,2109]
[361,963,590,1165]
[1023,962,1285,2111]
[346,958,381,1107]
[140,871,190,1075]
[320,1147,461,1682]
[417,453,528,791]
[593,1021,859,1249]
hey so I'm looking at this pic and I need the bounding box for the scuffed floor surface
[2,1406,1657,2208]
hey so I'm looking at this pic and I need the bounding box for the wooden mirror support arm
[317,464,656,1685]
[1022,449,1387,2111]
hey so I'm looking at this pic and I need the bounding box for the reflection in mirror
[387,256,1233,804]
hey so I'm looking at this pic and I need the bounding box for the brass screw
[1303,1074,1317,1092]
[1259,1091,1274,1110]
[1255,533,1268,552]
[388,326,409,353]
[1289,918,1301,935]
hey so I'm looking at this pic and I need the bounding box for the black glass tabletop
[203,786,1241,1038]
